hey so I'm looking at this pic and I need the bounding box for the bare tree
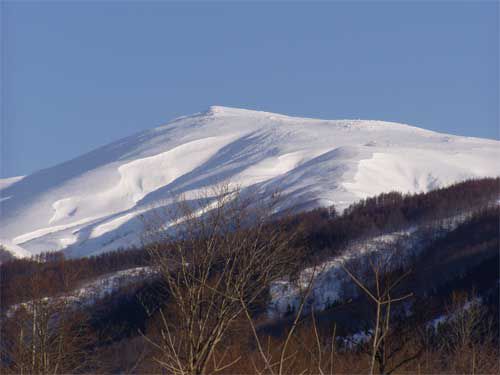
[0,259,95,374]
[342,253,414,375]
[239,265,319,375]
[438,290,498,375]
[141,185,300,375]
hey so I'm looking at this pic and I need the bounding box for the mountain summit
[1,107,498,258]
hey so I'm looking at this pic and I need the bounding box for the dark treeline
[0,247,151,308]
[410,205,499,297]
[289,177,499,257]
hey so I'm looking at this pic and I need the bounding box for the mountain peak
[207,105,231,114]
[204,105,249,116]
[1,107,498,258]
[204,105,284,118]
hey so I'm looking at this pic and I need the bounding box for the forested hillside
[1,178,498,374]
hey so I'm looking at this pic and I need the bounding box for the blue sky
[1,1,498,178]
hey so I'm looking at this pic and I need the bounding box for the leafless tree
[342,252,414,375]
[141,184,300,375]
[0,260,95,374]
[240,265,320,375]
[438,290,498,375]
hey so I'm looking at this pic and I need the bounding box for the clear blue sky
[1,1,498,178]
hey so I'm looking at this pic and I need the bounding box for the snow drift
[1,106,499,258]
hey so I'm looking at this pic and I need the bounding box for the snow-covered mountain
[1,106,499,258]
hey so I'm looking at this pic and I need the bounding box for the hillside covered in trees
[1,178,499,374]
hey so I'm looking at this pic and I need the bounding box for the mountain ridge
[1,106,499,258]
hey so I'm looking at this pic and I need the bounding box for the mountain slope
[1,106,499,258]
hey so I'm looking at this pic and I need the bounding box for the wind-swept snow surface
[1,106,499,258]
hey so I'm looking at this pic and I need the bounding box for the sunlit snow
[1,106,498,258]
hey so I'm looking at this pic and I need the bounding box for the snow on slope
[6,267,153,316]
[0,238,32,258]
[1,106,499,258]
[268,213,470,316]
